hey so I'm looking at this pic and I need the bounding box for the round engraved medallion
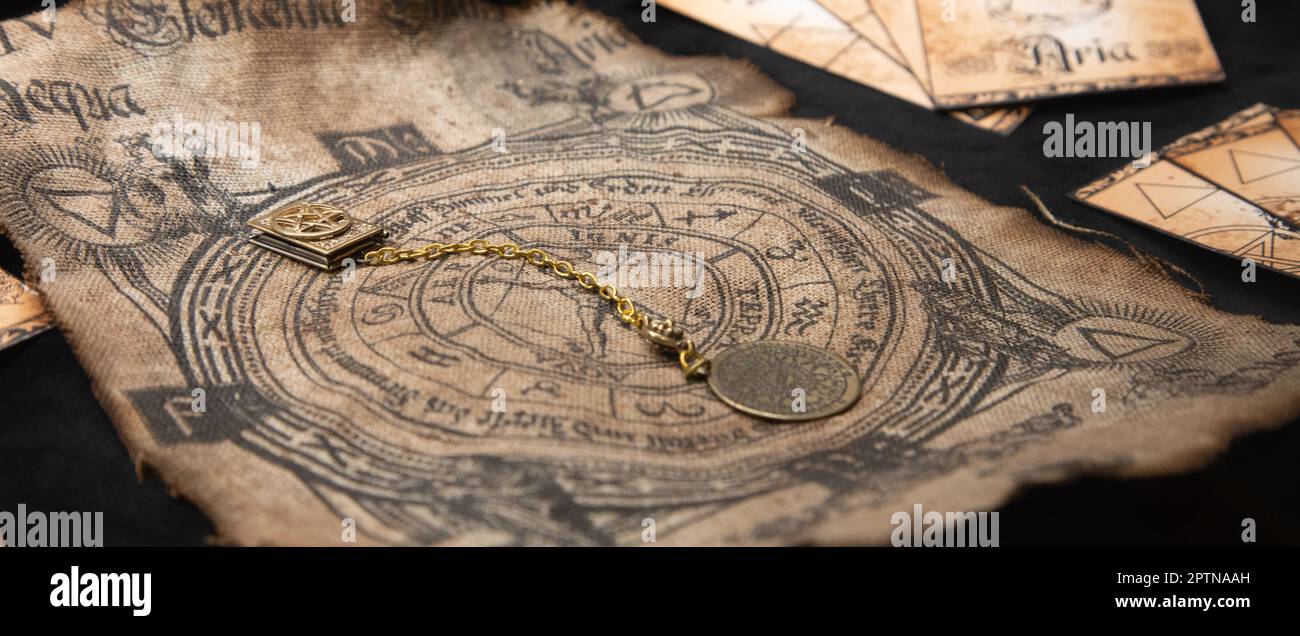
[707,340,861,422]
[268,202,353,240]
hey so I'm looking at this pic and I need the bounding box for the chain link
[363,241,709,378]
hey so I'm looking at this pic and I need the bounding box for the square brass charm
[246,202,386,271]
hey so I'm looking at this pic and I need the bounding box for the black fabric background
[1,0,1296,545]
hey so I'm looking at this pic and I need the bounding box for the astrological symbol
[677,208,736,226]
[765,240,809,261]
[783,297,827,336]
[198,308,225,342]
[522,380,562,397]
[409,346,459,368]
[361,302,403,325]
[635,400,706,418]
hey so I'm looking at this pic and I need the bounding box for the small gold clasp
[247,202,387,271]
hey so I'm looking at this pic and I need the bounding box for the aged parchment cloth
[0,0,1297,545]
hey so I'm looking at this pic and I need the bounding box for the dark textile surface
[1,0,1297,545]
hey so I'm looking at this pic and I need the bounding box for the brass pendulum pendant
[247,202,862,422]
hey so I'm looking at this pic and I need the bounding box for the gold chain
[362,240,709,378]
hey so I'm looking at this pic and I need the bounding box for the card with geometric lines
[659,0,1030,134]
[1165,112,1300,225]
[817,0,1032,135]
[1074,106,1300,279]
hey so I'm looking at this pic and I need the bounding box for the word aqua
[151,114,262,168]
[1043,113,1151,160]
[50,566,151,617]
[594,245,706,299]
[890,503,999,547]
[0,503,103,547]
[0,78,145,131]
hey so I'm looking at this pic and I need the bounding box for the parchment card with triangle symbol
[1166,114,1300,223]
[1075,105,1300,279]
[1,1,1299,545]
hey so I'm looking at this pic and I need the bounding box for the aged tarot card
[816,0,909,68]
[1277,110,1300,148]
[819,0,1032,135]
[660,0,928,106]
[660,0,1030,134]
[0,269,52,350]
[861,0,933,92]
[1074,106,1300,279]
[915,0,1225,108]
[1163,103,1278,151]
[947,105,1034,135]
[1166,117,1300,223]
